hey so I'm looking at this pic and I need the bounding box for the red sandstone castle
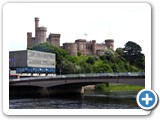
[27,18,114,56]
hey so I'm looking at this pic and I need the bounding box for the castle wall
[86,42,92,55]
[32,38,36,46]
[46,38,50,43]
[96,50,105,56]
[96,44,106,51]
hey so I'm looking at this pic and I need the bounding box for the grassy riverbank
[95,83,144,92]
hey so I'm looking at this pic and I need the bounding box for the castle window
[80,44,83,49]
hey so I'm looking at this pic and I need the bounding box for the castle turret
[48,33,61,47]
[27,32,32,48]
[63,43,77,56]
[35,17,39,38]
[105,39,114,49]
[36,27,47,44]
[91,40,96,55]
[75,39,87,55]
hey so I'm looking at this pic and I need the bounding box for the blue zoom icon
[137,89,158,110]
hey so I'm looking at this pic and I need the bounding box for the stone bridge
[9,73,145,97]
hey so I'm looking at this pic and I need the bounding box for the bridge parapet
[10,72,145,82]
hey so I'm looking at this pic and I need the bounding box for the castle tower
[27,32,32,48]
[63,43,77,56]
[36,27,47,43]
[75,39,87,55]
[49,33,61,47]
[91,40,96,55]
[105,39,114,49]
[35,17,39,38]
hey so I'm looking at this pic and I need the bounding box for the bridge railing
[12,72,145,81]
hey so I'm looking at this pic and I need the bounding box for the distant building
[9,50,56,75]
[27,17,114,56]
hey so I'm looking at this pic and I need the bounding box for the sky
[3,3,151,54]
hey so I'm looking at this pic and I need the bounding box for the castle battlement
[37,27,47,31]
[75,39,86,43]
[49,33,61,38]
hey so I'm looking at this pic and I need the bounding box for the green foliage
[134,53,145,70]
[86,56,95,65]
[116,47,124,56]
[95,83,109,91]
[95,83,144,92]
[105,83,144,91]
[123,41,145,70]
[77,52,82,56]
[66,55,78,63]
[93,62,113,73]
[60,60,76,74]
[124,41,142,54]
[111,64,120,72]
[80,62,93,73]
[100,49,119,63]
[104,49,114,62]
[115,47,125,61]
[116,60,126,72]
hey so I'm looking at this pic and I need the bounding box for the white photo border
[3,2,151,115]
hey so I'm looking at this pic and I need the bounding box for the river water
[9,91,140,109]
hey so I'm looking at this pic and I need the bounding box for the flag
[84,33,87,36]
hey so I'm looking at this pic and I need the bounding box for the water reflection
[9,91,140,109]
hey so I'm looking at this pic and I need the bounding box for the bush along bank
[94,83,144,92]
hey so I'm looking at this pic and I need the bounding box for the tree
[124,41,142,54]
[134,53,145,70]
[60,60,76,74]
[105,49,114,62]
[80,61,93,73]
[123,41,145,70]
[124,41,141,62]
[115,47,125,60]
[66,55,77,63]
